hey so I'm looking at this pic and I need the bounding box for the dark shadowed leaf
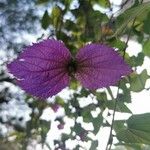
[61,133,73,142]
[143,12,150,34]
[41,10,51,29]
[74,145,81,150]
[80,88,90,97]
[72,122,88,141]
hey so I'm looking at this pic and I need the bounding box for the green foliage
[90,140,98,150]
[39,120,51,145]
[80,88,90,97]
[116,113,150,144]
[81,106,93,122]
[109,38,126,50]
[143,40,150,57]
[55,96,65,106]
[114,1,150,36]
[143,12,150,34]
[51,6,62,29]
[127,113,150,132]
[114,120,127,134]
[92,113,103,134]
[41,10,51,29]
[118,80,131,103]
[97,0,110,8]
[130,69,150,92]
[71,122,88,141]
[128,52,145,67]
[106,100,132,113]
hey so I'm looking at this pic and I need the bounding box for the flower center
[67,59,78,76]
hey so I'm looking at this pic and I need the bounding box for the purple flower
[7,39,132,99]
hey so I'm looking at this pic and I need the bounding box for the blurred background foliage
[0,0,150,149]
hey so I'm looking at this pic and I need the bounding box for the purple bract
[7,39,132,99]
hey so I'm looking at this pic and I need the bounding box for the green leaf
[117,129,150,144]
[81,104,96,122]
[88,10,103,40]
[143,12,150,34]
[92,113,103,134]
[116,113,150,144]
[51,6,62,28]
[56,31,70,42]
[118,81,131,103]
[106,100,132,113]
[109,38,126,50]
[39,119,51,145]
[41,10,50,29]
[114,2,150,36]
[93,0,110,8]
[96,92,107,101]
[64,20,78,32]
[80,88,90,97]
[128,52,144,67]
[115,144,143,150]
[64,104,73,117]
[74,145,80,150]
[82,109,93,122]
[55,96,65,106]
[143,40,150,57]
[90,140,98,150]
[61,133,72,141]
[114,120,127,133]
[96,91,107,110]
[127,113,150,132]
[72,122,85,136]
[130,69,150,92]
[26,120,32,137]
